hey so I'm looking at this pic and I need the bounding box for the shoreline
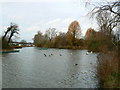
[0,49,20,53]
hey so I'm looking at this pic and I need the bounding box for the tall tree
[85,28,96,40]
[45,28,57,41]
[90,1,120,39]
[66,20,81,46]
[53,32,67,47]
[33,31,43,46]
[8,23,19,43]
[2,23,13,40]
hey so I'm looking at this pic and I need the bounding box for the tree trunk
[118,43,120,87]
[8,33,13,43]
[2,31,9,40]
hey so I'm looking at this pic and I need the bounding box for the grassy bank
[97,50,119,88]
[86,38,120,88]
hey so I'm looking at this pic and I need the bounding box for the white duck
[86,52,89,55]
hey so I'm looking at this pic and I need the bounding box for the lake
[2,47,99,88]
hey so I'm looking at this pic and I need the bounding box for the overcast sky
[0,0,106,42]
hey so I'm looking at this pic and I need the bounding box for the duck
[86,52,89,55]
[60,54,62,56]
[75,64,78,66]
[44,54,47,57]
[90,63,92,64]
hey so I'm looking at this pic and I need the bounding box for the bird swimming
[86,52,89,55]
[44,54,47,57]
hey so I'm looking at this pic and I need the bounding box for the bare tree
[45,28,57,41]
[2,23,14,40]
[96,11,117,37]
[90,1,120,40]
[8,23,19,43]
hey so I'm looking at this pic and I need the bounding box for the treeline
[84,28,118,52]
[33,21,84,49]
[33,21,118,52]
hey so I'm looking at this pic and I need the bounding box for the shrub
[97,51,119,88]
[1,38,11,49]
[87,40,101,52]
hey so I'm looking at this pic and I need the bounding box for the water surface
[2,47,98,88]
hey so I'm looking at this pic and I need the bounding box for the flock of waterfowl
[44,53,62,57]
[43,51,92,57]
[43,51,93,67]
